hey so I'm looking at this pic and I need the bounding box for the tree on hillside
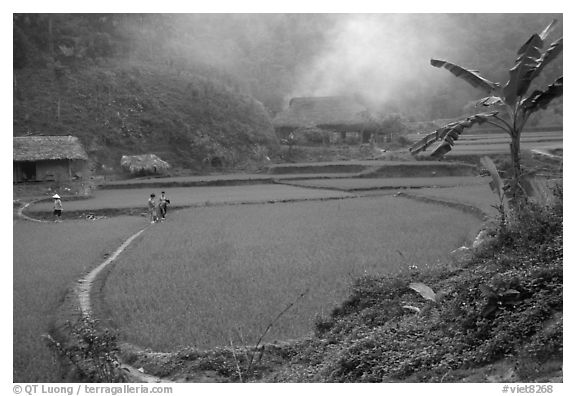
[410,20,563,202]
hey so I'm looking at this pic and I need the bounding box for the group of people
[148,191,171,223]
[51,191,171,224]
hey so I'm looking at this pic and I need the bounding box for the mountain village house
[272,96,385,144]
[13,136,89,183]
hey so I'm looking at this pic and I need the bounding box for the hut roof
[120,154,171,174]
[13,136,89,162]
[273,96,369,128]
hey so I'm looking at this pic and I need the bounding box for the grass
[280,176,486,191]
[27,184,355,214]
[101,196,482,352]
[13,216,145,382]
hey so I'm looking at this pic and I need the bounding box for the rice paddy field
[408,130,562,156]
[13,216,145,382]
[279,176,487,191]
[102,196,482,351]
[405,184,505,218]
[14,166,508,381]
[28,184,355,213]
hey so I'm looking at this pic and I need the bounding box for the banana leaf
[521,76,563,114]
[503,35,542,105]
[529,38,563,83]
[410,112,499,156]
[537,19,558,41]
[430,59,499,94]
[480,156,510,214]
[503,20,558,105]
[477,96,504,107]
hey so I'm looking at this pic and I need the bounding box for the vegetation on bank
[272,188,563,382]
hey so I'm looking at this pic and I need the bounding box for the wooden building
[13,136,89,183]
[272,96,379,144]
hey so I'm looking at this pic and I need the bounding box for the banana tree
[410,20,563,200]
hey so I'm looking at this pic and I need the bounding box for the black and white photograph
[10,4,566,392]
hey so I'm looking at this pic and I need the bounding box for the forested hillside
[13,14,280,171]
[13,14,562,171]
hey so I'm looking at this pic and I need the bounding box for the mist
[18,13,560,119]
[149,13,560,118]
[291,14,454,104]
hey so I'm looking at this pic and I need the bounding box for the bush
[47,316,126,382]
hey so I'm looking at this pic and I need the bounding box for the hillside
[13,61,279,172]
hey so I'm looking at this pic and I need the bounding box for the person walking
[158,191,171,221]
[53,194,63,222]
[148,193,158,223]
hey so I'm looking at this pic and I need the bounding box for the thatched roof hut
[13,136,89,182]
[120,154,171,175]
[13,136,89,161]
[273,96,370,135]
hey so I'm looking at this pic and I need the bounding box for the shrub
[47,316,126,382]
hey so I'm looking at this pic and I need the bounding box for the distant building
[272,96,377,143]
[120,154,171,175]
[13,136,89,183]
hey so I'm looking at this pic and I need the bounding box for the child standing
[158,191,170,221]
[148,193,158,223]
[53,194,63,222]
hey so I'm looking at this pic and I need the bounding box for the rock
[473,229,495,249]
[450,246,471,263]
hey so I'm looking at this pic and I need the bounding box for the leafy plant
[480,156,511,226]
[410,20,562,201]
[45,316,126,382]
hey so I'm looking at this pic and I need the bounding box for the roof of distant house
[120,154,171,173]
[13,135,89,162]
[272,96,369,128]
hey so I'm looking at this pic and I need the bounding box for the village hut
[120,154,171,175]
[272,96,376,143]
[13,136,89,183]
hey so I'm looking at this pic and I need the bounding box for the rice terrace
[13,14,563,386]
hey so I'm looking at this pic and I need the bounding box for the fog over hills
[13,14,562,168]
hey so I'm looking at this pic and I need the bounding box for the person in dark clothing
[158,191,170,220]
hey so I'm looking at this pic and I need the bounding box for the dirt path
[15,202,169,382]
[73,225,174,383]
